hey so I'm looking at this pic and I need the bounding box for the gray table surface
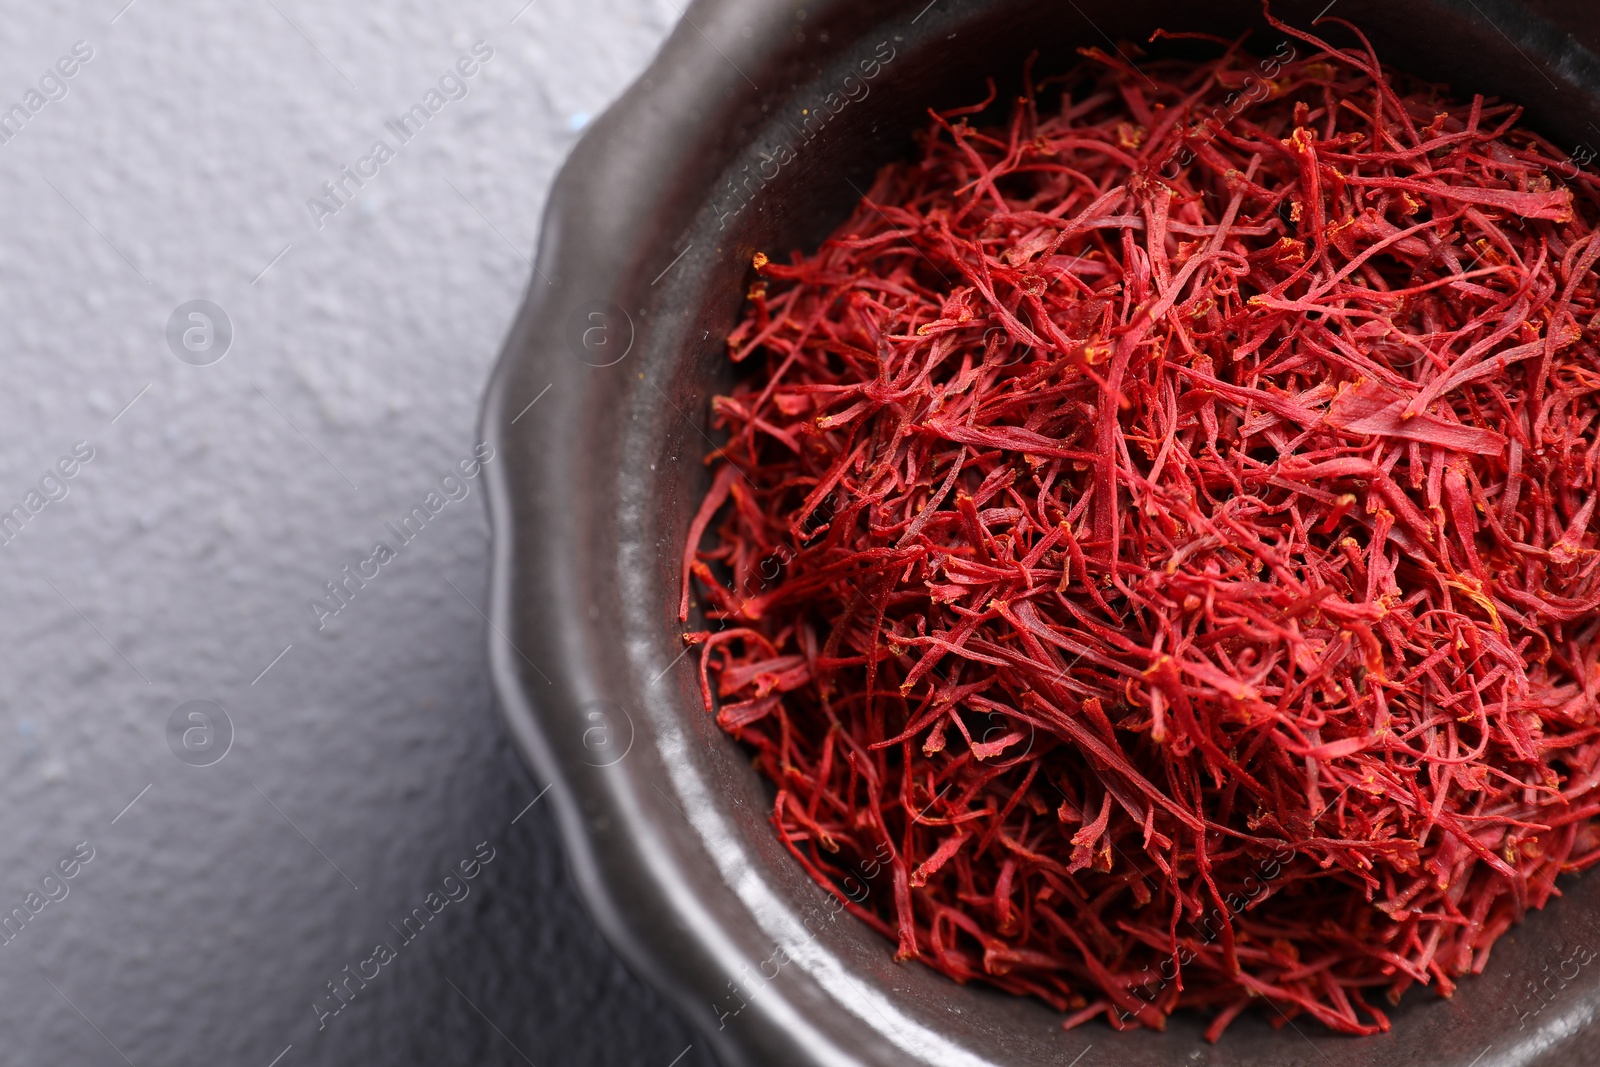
[0,1,714,1064]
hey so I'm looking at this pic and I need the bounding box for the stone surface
[0,1,712,1064]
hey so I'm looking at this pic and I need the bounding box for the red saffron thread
[683,11,1600,1039]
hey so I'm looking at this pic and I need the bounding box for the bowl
[480,1,1600,1063]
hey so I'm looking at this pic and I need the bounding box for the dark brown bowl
[480,1,1600,1063]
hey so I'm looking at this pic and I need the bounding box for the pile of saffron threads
[681,12,1600,1040]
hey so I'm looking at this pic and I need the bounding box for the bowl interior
[491,1,1600,1064]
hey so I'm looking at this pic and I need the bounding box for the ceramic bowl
[481,1,1600,1063]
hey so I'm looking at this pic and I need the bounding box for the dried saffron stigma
[681,10,1600,1040]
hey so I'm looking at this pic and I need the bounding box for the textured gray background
[0,1,715,1064]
